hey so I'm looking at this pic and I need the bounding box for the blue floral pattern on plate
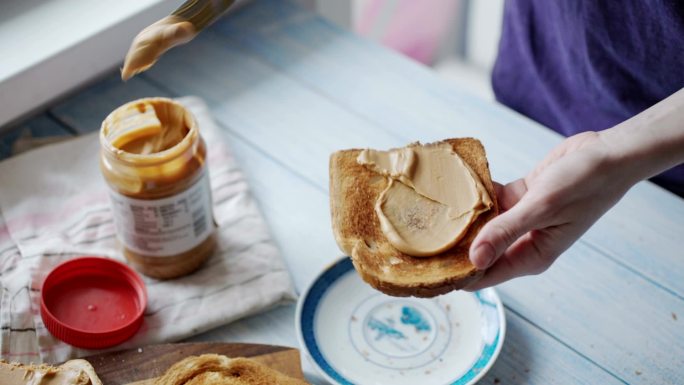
[296,257,506,385]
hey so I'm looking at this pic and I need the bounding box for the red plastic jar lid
[40,256,147,349]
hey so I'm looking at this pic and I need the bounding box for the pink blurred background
[356,0,460,65]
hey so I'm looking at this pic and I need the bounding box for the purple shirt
[492,0,684,197]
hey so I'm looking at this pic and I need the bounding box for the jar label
[108,170,214,257]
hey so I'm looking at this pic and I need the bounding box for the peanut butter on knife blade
[121,0,237,80]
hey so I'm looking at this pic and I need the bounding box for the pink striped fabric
[356,0,459,64]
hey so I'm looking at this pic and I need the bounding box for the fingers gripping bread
[329,138,498,297]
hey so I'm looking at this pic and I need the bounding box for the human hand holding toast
[468,87,684,290]
[466,132,630,290]
[330,89,682,297]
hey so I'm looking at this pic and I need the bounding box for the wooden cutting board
[82,342,306,385]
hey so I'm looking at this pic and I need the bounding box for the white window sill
[0,0,183,130]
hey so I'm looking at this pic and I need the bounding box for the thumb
[469,201,541,269]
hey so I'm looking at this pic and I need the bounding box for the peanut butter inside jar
[100,97,216,279]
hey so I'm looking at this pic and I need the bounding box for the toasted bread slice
[153,354,308,385]
[329,138,498,297]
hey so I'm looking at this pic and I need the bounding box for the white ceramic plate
[296,257,505,385]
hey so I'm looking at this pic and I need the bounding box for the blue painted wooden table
[2,1,683,383]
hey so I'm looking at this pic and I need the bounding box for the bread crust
[153,354,308,385]
[329,138,499,297]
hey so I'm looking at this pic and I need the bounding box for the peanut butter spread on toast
[357,142,492,256]
[0,359,101,385]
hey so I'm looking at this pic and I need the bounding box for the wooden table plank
[218,127,341,290]
[51,75,170,134]
[0,114,73,160]
[499,241,684,384]
[211,0,550,169]
[48,71,634,384]
[138,32,407,188]
[482,309,625,385]
[580,183,684,300]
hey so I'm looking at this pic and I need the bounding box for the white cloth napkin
[0,97,296,364]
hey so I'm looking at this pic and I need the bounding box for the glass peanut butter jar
[100,97,216,279]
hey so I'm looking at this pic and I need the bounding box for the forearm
[600,87,684,184]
